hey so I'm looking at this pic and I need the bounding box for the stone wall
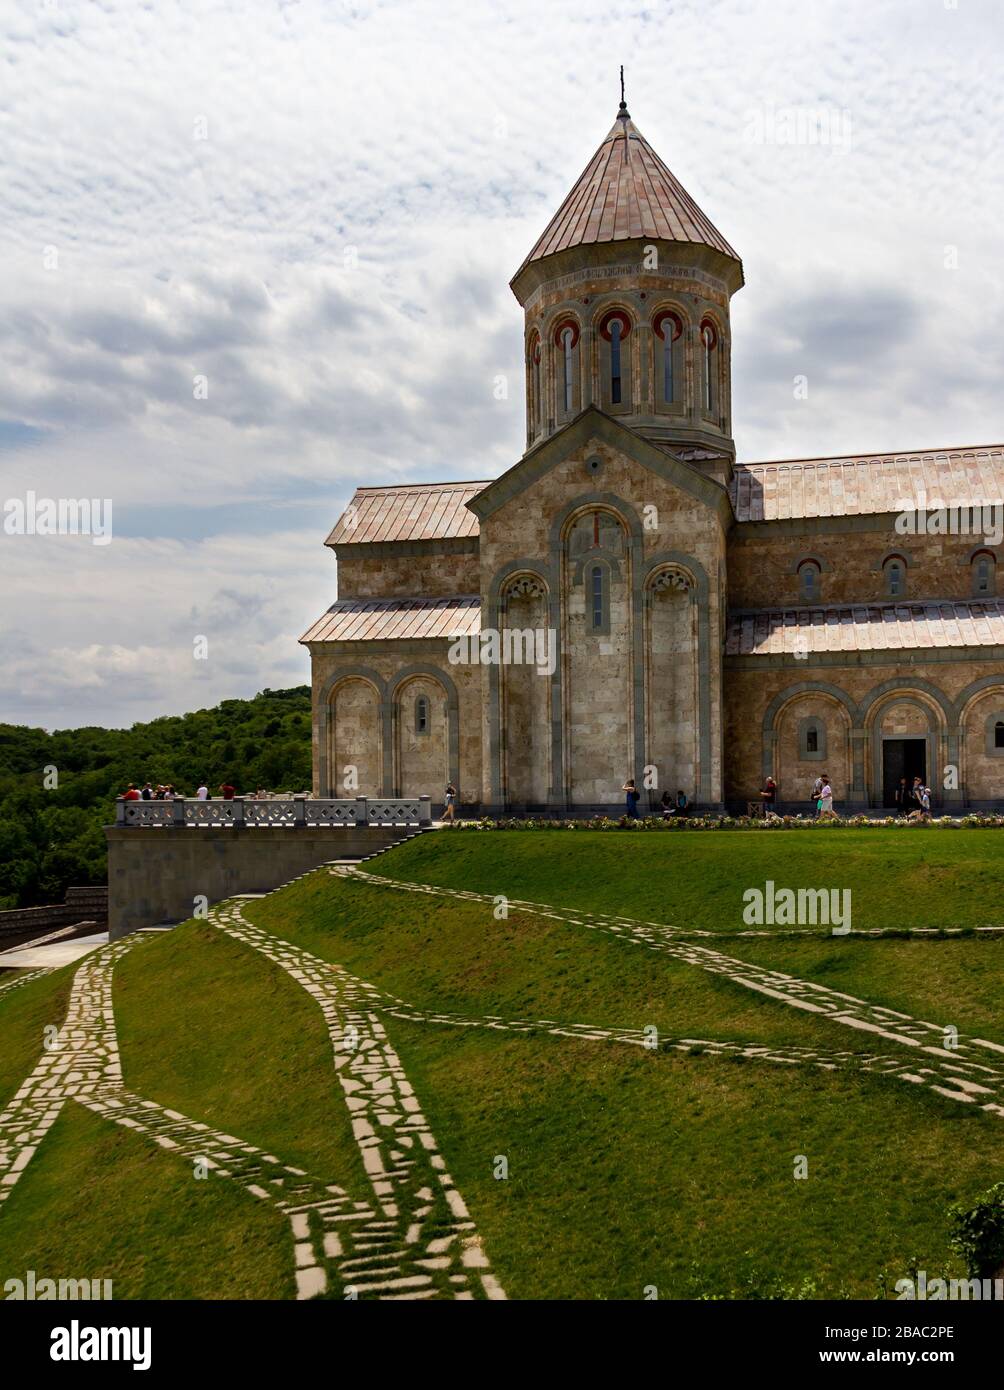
[0,887,108,942]
[307,642,484,805]
[334,544,480,601]
[724,657,1004,806]
[727,525,997,609]
[105,827,412,939]
[476,427,728,807]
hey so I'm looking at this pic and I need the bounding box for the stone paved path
[0,967,53,1001]
[332,867,1004,1116]
[0,924,504,1301]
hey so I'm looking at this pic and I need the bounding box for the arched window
[415,695,430,735]
[798,559,821,603]
[553,319,579,418]
[654,310,683,406]
[562,327,574,412]
[883,555,907,598]
[997,721,1004,750]
[972,550,996,597]
[700,319,718,414]
[591,565,604,630]
[599,310,632,409]
[610,319,622,403]
[798,716,826,760]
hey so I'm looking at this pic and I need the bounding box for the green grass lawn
[1,830,1002,1299]
[0,967,74,1110]
[375,828,1004,933]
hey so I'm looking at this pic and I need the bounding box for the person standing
[811,775,824,818]
[894,777,911,816]
[622,779,641,818]
[443,783,457,825]
[123,783,141,801]
[196,782,209,801]
[141,782,153,800]
[219,781,236,801]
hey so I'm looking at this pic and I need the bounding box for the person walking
[443,783,458,825]
[622,779,641,819]
[811,775,824,818]
[818,775,837,821]
[894,777,911,816]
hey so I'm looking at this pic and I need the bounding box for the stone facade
[301,104,1004,814]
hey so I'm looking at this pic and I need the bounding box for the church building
[301,97,1004,814]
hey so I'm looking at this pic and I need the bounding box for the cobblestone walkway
[0,967,53,1001]
[0,926,504,1301]
[332,867,1004,1116]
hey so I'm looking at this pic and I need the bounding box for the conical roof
[513,108,740,281]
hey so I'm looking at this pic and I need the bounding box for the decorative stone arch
[650,299,690,414]
[873,550,911,598]
[954,674,1004,723]
[760,681,857,792]
[954,676,1004,791]
[860,681,950,808]
[549,495,642,807]
[386,664,461,796]
[549,491,645,552]
[545,309,585,424]
[697,308,726,421]
[317,666,387,797]
[967,547,998,597]
[485,560,558,806]
[643,551,713,805]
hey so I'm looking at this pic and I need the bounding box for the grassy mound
[373,828,1004,933]
[1,831,1002,1299]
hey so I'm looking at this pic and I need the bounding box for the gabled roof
[726,601,1004,657]
[513,108,741,281]
[732,445,1004,522]
[300,596,481,644]
[466,407,732,527]
[325,481,489,546]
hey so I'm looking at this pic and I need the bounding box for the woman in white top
[196,783,209,801]
[818,778,836,820]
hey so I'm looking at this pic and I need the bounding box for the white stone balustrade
[114,796,431,828]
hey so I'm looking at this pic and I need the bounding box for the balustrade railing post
[419,795,431,825]
[355,796,369,827]
[115,798,125,826]
[232,799,245,827]
[172,798,186,827]
[295,796,307,828]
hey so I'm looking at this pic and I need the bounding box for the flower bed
[456,813,1004,831]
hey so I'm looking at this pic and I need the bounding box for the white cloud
[0,0,1002,725]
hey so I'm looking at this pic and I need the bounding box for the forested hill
[0,686,311,909]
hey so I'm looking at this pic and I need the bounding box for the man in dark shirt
[219,782,236,801]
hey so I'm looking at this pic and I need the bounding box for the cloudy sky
[1,0,1002,729]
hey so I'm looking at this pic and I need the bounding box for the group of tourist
[121,782,271,802]
[893,776,933,820]
[621,782,690,819]
[754,772,934,820]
